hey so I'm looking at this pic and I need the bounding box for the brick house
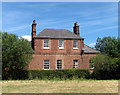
[29,20,99,70]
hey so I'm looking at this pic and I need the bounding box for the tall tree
[95,36,120,58]
[91,36,120,79]
[2,32,33,80]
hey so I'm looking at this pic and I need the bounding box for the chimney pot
[76,22,78,26]
[33,20,36,24]
[74,22,78,26]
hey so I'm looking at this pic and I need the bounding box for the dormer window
[44,40,49,49]
[59,40,64,49]
[73,40,78,49]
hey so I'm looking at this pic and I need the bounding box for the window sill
[43,47,50,49]
[44,69,50,70]
[73,48,78,49]
[59,48,64,49]
[90,67,94,70]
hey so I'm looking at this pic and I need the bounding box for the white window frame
[44,60,49,70]
[43,40,49,49]
[57,60,62,69]
[59,40,64,49]
[73,40,78,49]
[73,60,79,68]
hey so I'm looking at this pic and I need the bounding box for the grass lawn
[2,80,118,93]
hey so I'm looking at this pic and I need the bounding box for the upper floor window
[59,40,64,49]
[44,40,49,49]
[73,40,78,49]
[44,60,49,70]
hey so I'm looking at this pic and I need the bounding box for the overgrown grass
[2,80,118,93]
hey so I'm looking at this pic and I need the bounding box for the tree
[2,32,33,80]
[0,31,2,80]
[91,36,120,79]
[95,36,120,58]
[90,54,113,69]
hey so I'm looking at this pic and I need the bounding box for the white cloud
[89,43,96,46]
[21,35,31,41]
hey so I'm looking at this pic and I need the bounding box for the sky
[2,2,118,47]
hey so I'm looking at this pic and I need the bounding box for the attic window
[44,40,49,49]
[59,40,64,49]
[73,40,78,49]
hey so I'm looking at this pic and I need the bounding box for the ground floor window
[57,60,62,69]
[89,60,94,69]
[44,60,49,69]
[73,60,79,68]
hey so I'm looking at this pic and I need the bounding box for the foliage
[90,54,120,79]
[0,31,1,80]
[95,36,120,58]
[2,32,33,80]
[90,54,113,69]
[90,36,120,79]
[28,69,90,80]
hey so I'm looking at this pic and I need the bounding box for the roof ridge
[44,28,68,30]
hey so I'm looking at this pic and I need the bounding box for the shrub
[90,54,120,80]
[28,69,90,80]
[2,69,29,80]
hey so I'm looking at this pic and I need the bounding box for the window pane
[44,40,49,48]
[57,60,62,69]
[44,60,49,69]
[73,40,78,48]
[73,60,78,68]
[59,40,64,48]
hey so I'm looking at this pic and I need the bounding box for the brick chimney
[32,20,37,39]
[73,22,79,36]
[31,20,37,50]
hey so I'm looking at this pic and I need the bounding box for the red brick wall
[82,53,97,69]
[29,54,83,70]
[29,53,97,70]
[33,38,83,55]
[29,38,97,70]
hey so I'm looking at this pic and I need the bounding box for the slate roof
[35,29,84,39]
[34,28,99,53]
[83,44,100,54]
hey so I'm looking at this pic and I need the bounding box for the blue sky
[2,2,118,47]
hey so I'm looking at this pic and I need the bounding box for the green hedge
[28,69,90,80]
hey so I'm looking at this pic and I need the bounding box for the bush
[2,70,29,80]
[90,54,120,80]
[28,69,90,80]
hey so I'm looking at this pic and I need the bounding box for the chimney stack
[31,20,37,50]
[73,22,79,36]
[32,20,37,40]
[32,20,36,33]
